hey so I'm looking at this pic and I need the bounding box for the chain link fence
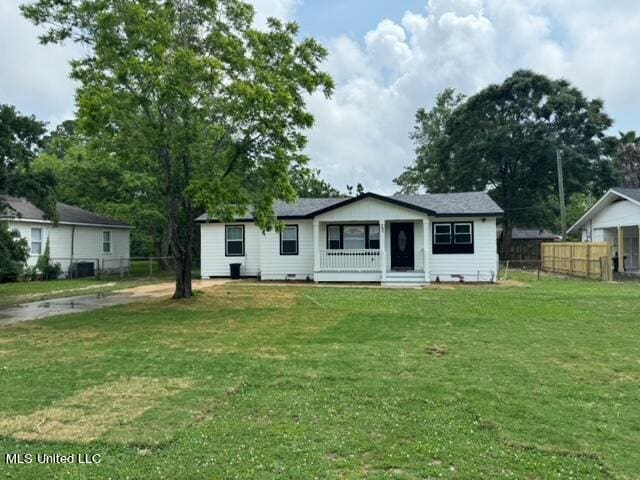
[499,257,618,282]
[46,256,197,280]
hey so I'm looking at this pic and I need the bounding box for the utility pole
[556,149,567,240]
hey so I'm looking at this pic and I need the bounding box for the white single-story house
[1,195,132,277]
[197,192,503,285]
[567,187,640,272]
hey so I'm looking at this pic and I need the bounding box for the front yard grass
[0,275,638,479]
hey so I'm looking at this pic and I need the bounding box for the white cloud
[250,0,299,28]
[364,20,413,72]
[0,1,80,127]
[304,0,640,194]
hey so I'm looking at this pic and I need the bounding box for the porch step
[382,271,427,287]
[385,272,425,279]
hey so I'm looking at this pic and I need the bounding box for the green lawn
[0,275,638,479]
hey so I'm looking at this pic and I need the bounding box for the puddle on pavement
[0,293,145,326]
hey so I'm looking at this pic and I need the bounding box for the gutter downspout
[70,225,76,277]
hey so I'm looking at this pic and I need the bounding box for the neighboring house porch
[568,187,640,273]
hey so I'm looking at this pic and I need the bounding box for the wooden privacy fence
[541,242,613,281]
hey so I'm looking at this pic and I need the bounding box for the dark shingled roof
[196,191,503,221]
[612,187,640,203]
[1,196,132,228]
[393,192,503,216]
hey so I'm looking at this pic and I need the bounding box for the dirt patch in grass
[497,279,529,288]
[197,286,298,309]
[120,279,229,298]
[425,345,448,357]
[0,377,192,443]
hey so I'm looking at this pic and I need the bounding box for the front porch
[312,218,430,285]
[599,225,640,272]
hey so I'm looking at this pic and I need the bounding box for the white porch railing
[319,249,381,272]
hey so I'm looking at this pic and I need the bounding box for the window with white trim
[343,225,366,249]
[103,231,112,253]
[327,224,381,250]
[31,228,42,255]
[225,225,245,256]
[432,222,474,254]
[280,225,298,255]
[328,225,341,250]
[434,224,451,244]
[454,223,472,244]
[368,225,380,249]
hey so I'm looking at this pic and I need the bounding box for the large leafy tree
[614,131,640,187]
[0,105,56,281]
[396,71,615,256]
[395,88,465,193]
[0,104,56,216]
[23,0,334,298]
[35,122,166,257]
[290,165,341,198]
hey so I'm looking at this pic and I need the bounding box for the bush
[35,237,62,280]
[0,221,29,282]
[22,266,38,281]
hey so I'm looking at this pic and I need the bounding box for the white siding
[315,197,428,222]
[315,272,381,282]
[73,226,130,271]
[590,200,640,230]
[200,223,261,277]
[198,200,500,283]
[428,217,498,282]
[259,220,314,281]
[5,220,130,275]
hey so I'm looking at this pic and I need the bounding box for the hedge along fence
[541,242,613,281]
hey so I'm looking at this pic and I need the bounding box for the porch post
[423,217,429,282]
[379,220,386,282]
[618,226,625,272]
[313,220,320,281]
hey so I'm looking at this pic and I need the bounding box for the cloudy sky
[2,0,639,193]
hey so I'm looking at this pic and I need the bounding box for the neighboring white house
[1,196,132,277]
[197,192,503,285]
[567,187,640,272]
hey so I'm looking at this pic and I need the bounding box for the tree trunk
[173,248,192,299]
[158,226,171,270]
[167,151,195,299]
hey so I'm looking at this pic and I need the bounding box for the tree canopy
[0,104,57,281]
[0,104,56,217]
[35,122,165,257]
[394,88,465,194]
[395,70,617,254]
[614,131,640,188]
[23,0,334,297]
[290,165,342,198]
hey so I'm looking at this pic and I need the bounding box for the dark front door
[390,223,414,270]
